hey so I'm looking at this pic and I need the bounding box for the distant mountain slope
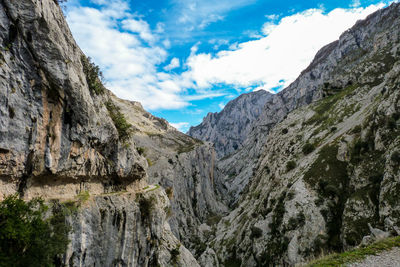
[187,90,271,158]
[200,3,400,266]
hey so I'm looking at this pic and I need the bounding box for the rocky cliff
[188,90,271,158]
[0,0,220,265]
[109,94,228,251]
[199,3,400,266]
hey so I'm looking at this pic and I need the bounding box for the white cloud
[351,0,361,8]
[66,0,391,112]
[265,14,280,20]
[168,0,258,36]
[164,57,180,71]
[122,19,155,43]
[66,3,192,110]
[209,39,230,50]
[170,122,190,132]
[182,4,385,92]
[218,102,225,109]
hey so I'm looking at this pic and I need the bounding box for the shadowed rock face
[188,90,271,158]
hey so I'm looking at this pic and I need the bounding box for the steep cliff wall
[0,0,148,199]
[188,90,271,158]
[110,95,228,252]
[0,0,204,265]
[217,2,400,205]
[201,3,400,266]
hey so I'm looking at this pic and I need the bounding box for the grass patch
[304,84,359,131]
[77,190,90,202]
[206,214,222,226]
[306,236,400,267]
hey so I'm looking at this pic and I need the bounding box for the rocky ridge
[188,90,271,158]
[196,3,400,266]
[0,0,220,265]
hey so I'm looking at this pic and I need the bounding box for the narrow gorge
[0,0,399,266]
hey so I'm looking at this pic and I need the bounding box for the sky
[63,0,397,132]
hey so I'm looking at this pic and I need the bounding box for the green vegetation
[81,55,104,95]
[77,190,90,202]
[0,195,69,267]
[136,147,145,155]
[391,150,400,164]
[206,214,222,226]
[250,226,263,239]
[146,158,153,166]
[304,144,349,250]
[138,195,155,224]
[304,84,359,136]
[165,187,173,199]
[302,142,315,155]
[223,251,242,267]
[170,244,181,263]
[177,144,197,154]
[105,101,132,141]
[287,211,305,231]
[286,160,296,172]
[306,236,400,267]
[261,191,290,265]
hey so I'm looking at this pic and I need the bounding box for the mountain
[1,0,400,266]
[0,0,223,265]
[188,90,271,158]
[199,3,400,266]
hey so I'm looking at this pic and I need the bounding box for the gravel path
[348,247,400,267]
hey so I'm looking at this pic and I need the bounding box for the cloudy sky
[64,0,396,132]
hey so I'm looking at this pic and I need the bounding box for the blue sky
[64,0,396,132]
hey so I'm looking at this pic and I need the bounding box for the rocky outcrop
[0,0,148,198]
[188,90,271,158]
[65,189,199,267]
[110,95,228,252]
[0,0,204,265]
[202,3,400,266]
[217,2,400,205]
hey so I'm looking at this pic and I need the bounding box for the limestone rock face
[0,0,147,198]
[66,189,199,267]
[188,90,271,158]
[108,94,228,251]
[0,1,202,265]
[201,3,400,266]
